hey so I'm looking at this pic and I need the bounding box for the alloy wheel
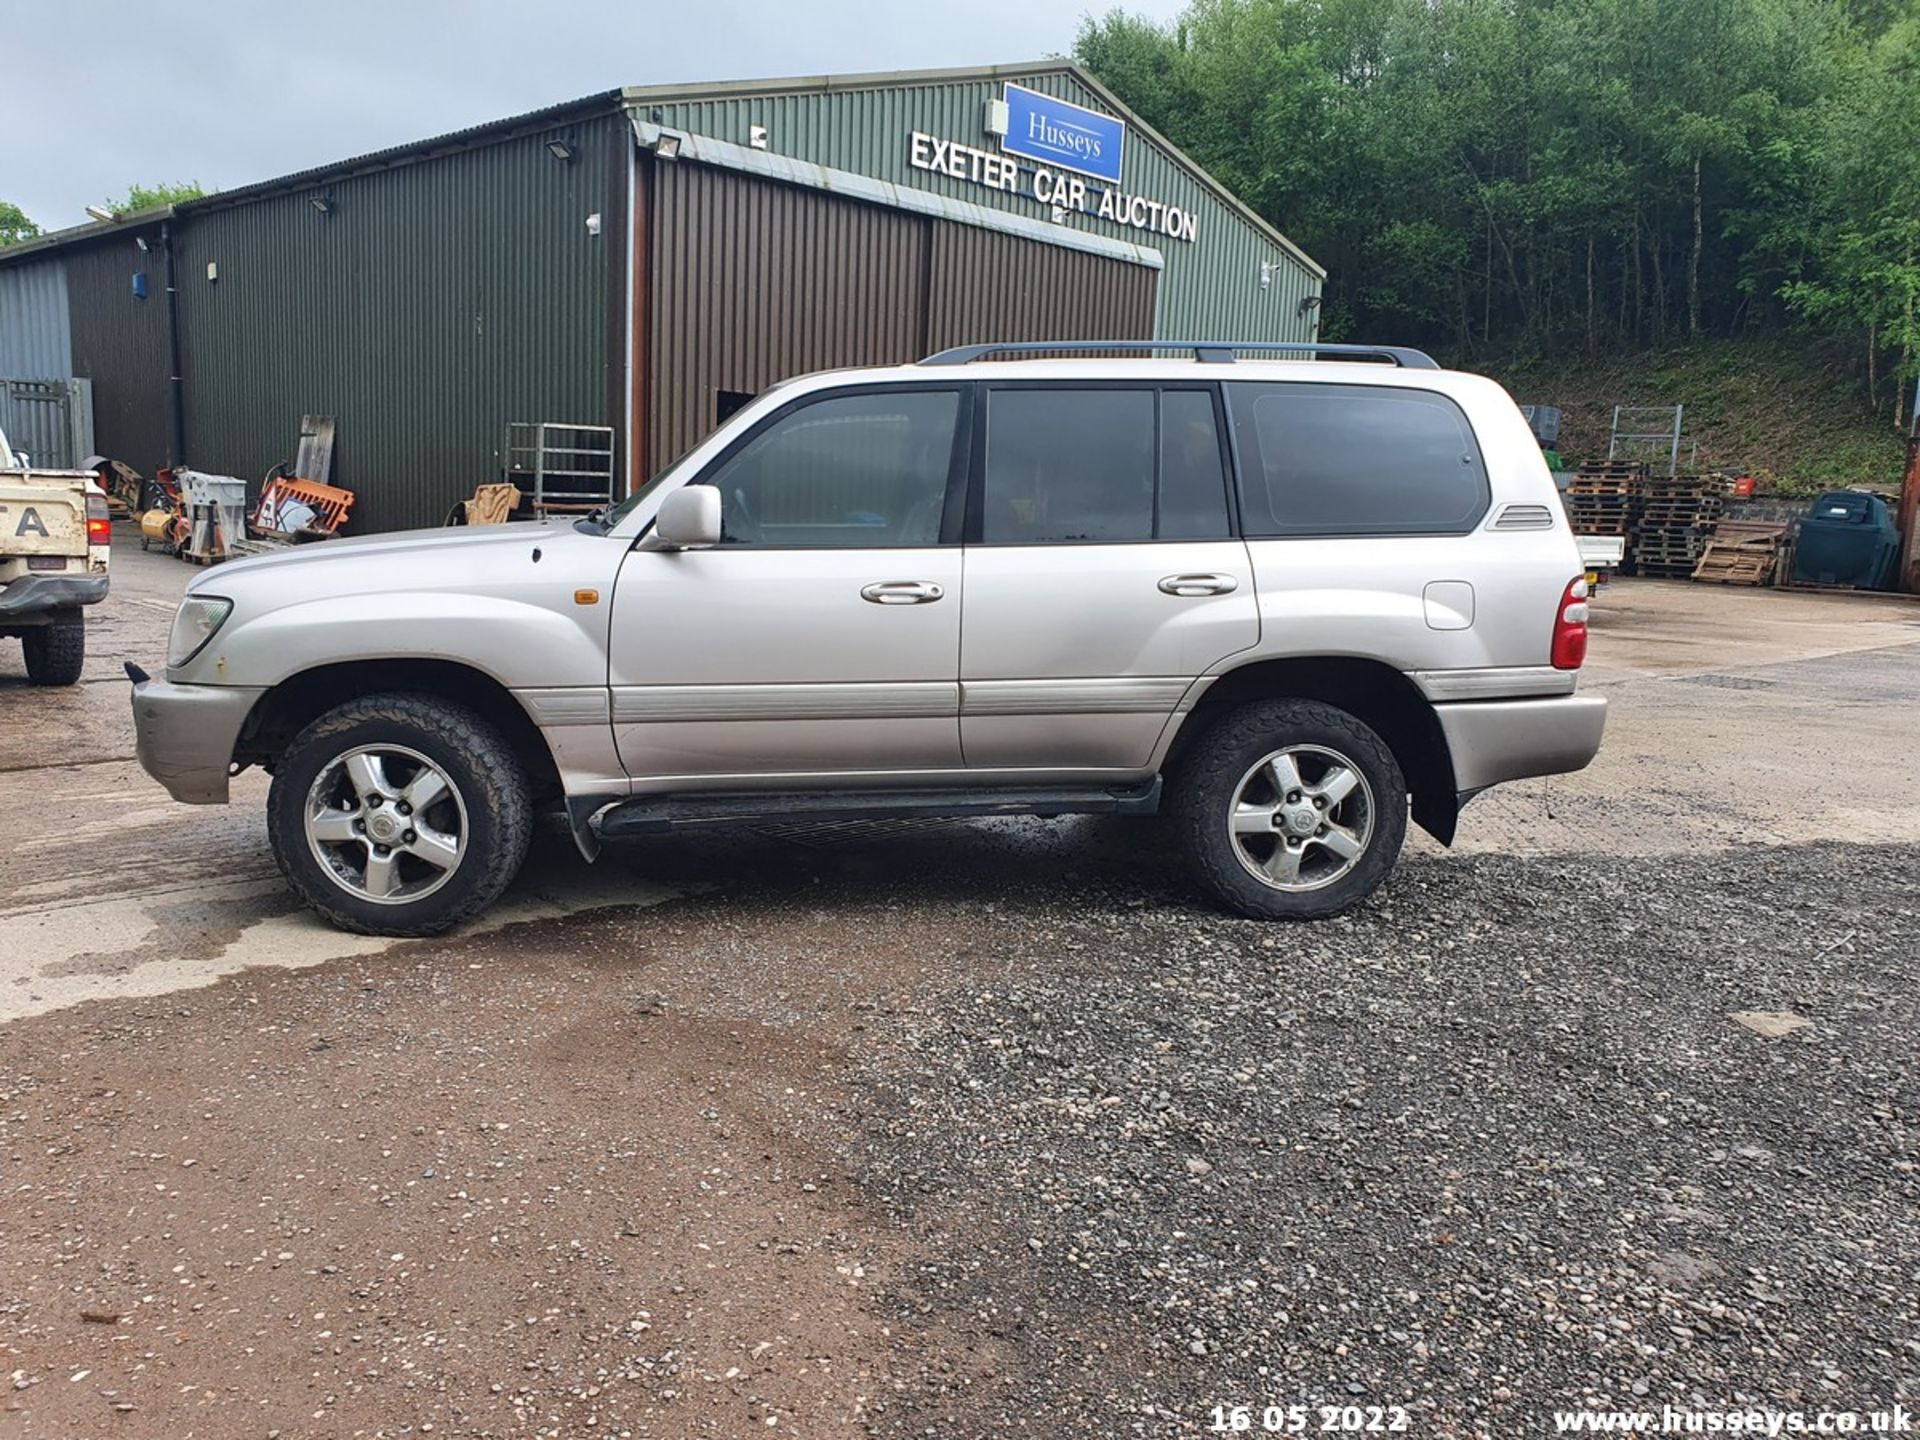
[303,744,468,904]
[1226,743,1375,892]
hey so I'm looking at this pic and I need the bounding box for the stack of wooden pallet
[1565,461,1643,541]
[1634,474,1725,578]
[1691,519,1788,586]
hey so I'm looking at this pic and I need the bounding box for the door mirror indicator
[654,485,722,549]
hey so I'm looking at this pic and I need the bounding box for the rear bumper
[1434,694,1607,793]
[129,676,265,804]
[0,572,108,620]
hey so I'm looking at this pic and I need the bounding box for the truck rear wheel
[267,693,532,937]
[1170,699,1407,920]
[22,614,85,687]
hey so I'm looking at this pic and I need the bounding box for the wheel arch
[235,658,564,806]
[1164,656,1461,845]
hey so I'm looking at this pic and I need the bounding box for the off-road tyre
[1169,698,1407,920]
[22,615,86,687]
[267,693,532,937]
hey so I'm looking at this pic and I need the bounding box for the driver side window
[705,389,962,547]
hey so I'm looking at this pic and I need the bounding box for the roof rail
[918,340,1440,369]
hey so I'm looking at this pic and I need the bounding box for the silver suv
[129,341,1605,937]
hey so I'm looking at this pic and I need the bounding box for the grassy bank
[1480,337,1909,497]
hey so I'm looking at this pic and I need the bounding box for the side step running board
[593,778,1162,839]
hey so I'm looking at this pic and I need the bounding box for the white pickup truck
[1578,535,1626,586]
[0,425,111,685]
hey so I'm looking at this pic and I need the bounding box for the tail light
[1551,576,1589,669]
[86,492,112,547]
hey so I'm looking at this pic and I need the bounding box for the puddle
[0,864,690,1025]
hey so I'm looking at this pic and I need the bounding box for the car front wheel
[1171,698,1407,920]
[267,693,532,937]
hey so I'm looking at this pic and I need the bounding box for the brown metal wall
[923,223,1157,354]
[647,161,928,470]
[645,160,1159,472]
[1898,431,1919,594]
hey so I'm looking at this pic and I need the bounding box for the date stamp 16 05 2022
[1210,1404,1413,1433]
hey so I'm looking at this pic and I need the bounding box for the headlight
[167,596,233,668]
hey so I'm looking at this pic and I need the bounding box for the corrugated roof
[0,205,177,266]
[0,90,625,266]
[620,60,1320,275]
[0,61,1317,276]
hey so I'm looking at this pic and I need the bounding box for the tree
[0,200,39,247]
[101,181,208,215]
[1074,0,1905,385]
[1779,16,1920,422]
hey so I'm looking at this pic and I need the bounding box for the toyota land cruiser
[129,341,1605,936]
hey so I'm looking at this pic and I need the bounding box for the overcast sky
[4,0,1182,228]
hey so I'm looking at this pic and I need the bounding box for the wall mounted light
[311,195,334,214]
[654,131,683,161]
[135,236,150,253]
[1298,294,1323,317]
[546,139,575,162]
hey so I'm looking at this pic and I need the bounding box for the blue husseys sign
[1001,83,1124,185]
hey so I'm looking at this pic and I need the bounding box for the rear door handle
[1158,572,1239,598]
[860,580,945,605]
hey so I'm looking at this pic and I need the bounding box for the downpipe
[161,219,187,465]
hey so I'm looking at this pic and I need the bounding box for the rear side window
[982,387,1231,544]
[1227,382,1489,537]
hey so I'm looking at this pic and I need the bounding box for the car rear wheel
[1170,698,1406,920]
[22,614,85,686]
[267,693,531,937]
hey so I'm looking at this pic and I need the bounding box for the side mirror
[654,484,721,549]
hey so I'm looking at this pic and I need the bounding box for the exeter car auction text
[908,130,1200,243]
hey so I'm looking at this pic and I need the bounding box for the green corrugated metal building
[0,61,1323,533]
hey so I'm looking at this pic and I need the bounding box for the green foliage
[103,181,208,214]
[1078,0,1920,422]
[1776,17,1920,411]
[0,200,39,247]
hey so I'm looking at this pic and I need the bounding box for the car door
[959,383,1259,771]
[608,384,971,786]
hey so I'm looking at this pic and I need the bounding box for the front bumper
[0,572,109,620]
[129,675,266,804]
[1434,694,1607,794]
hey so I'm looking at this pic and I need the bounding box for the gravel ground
[851,840,1920,1437]
[2,827,1916,1437]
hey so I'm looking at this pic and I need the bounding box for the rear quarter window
[1227,382,1491,537]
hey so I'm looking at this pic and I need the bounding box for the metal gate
[0,378,95,469]
[1608,404,1694,477]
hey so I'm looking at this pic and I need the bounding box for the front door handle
[1158,572,1239,598]
[860,580,945,605]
